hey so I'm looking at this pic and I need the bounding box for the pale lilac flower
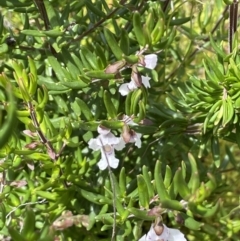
[139,224,187,241]
[88,126,125,170]
[122,115,142,148]
[119,54,158,96]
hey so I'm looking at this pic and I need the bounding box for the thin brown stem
[66,7,120,47]
[27,101,66,161]
[229,0,238,53]
[167,5,229,81]
[33,0,56,56]
[162,0,171,12]
[33,0,50,30]
[99,138,117,241]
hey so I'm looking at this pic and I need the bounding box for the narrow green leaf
[100,120,124,129]
[81,46,98,70]
[161,199,184,211]
[61,80,89,89]
[8,227,26,241]
[0,84,16,148]
[21,207,36,240]
[163,165,172,188]
[44,29,64,37]
[174,168,191,200]
[0,203,6,230]
[103,90,117,118]
[44,0,60,27]
[187,153,200,192]
[47,56,66,81]
[169,17,191,26]
[85,0,106,17]
[211,136,220,168]
[209,34,226,59]
[86,70,115,80]
[137,175,149,209]
[142,166,154,199]
[21,29,46,37]
[119,167,126,197]
[75,97,93,120]
[128,207,155,221]
[154,161,170,201]
[38,76,69,91]
[120,28,129,55]
[133,12,145,46]
[104,28,123,60]
[0,43,8,55]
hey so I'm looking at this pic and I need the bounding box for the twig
[27,101,66,161]
[33,0,56,56]
[108,167,117,241]
[66,7,120,47]
[229,0,238,53]
[167,5,229,81]
[6,199,47,225]
[27,102,56,160]
[33,0,50,30]
[99,138,117,241]
[162,0,171,12]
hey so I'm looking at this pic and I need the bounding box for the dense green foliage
[0,0,240,240]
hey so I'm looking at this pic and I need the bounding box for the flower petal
[97,158,108,170]
[119,83,131,96]
[128,78,138,90]
[138,234,147,241]
[99,132,120,146]
[98,148,119,170]
[168,228,187,241]
[88,138,101,151]
[138,224,186,241]
[145,224,169,241]
[134,133,142,148]
[109,156,119,169]
[97,126,110,135]
[144,54,158,69]
[122,115,137,125]
[114,137,126,150]
[142,75,151,88]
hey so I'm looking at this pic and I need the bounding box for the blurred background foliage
[0,0,240,240]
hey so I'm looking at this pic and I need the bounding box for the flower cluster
[88,116,142,170]
[119,54,158,96]
[139,223,187,241]
[121,115,142,148]
[88,54,158,170]
[88,126,125,170]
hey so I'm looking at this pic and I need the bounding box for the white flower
[119,80,138,96]
[119,54,158,96]
[88,126,125,170]
[139,224,187,241]
[144,54,158,69]
[122,115,142,148]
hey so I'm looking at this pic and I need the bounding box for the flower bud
[122,124,131,143]
[131,67,142,87]
[147,206,163,216]
[138,55,146,66]
[23,130,37,138]
[153,224,164,236]
[25,141,39,149]
[175,213,185,225]
[97,125,110,135]
[105,60,126,74]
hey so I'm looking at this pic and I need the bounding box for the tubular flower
[138,224,187,241]
[119,54,158,96]
[122,115,142,148]
[88,126,125,170]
